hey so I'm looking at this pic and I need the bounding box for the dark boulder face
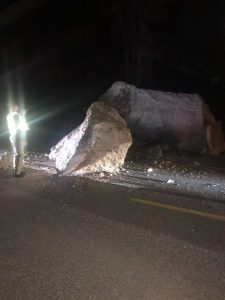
[100,82,225,154]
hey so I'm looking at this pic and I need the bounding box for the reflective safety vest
[7,111,29,143]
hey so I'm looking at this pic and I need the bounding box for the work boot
[14,171,26,178]
[56,169,64,177]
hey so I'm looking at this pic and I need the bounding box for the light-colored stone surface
[100,81,225,154]
[49,102,132,175]
[0,152,12,169]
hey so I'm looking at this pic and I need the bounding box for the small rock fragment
[167,179,175,184]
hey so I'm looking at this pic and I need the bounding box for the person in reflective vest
[6,104,29,177]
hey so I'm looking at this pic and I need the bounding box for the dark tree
[101,0,166,85]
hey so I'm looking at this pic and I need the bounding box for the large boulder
[49,102,132,175]
[100,81,225,154]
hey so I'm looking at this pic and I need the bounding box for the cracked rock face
[49,102,132,175]
[100,81,225,154]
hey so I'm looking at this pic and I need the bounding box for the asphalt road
[0,169,225,300]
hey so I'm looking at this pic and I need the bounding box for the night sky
[0,0,225,150]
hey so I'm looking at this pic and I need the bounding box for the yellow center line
[131,198,225,222]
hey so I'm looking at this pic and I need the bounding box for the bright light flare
[7,112,29,137]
